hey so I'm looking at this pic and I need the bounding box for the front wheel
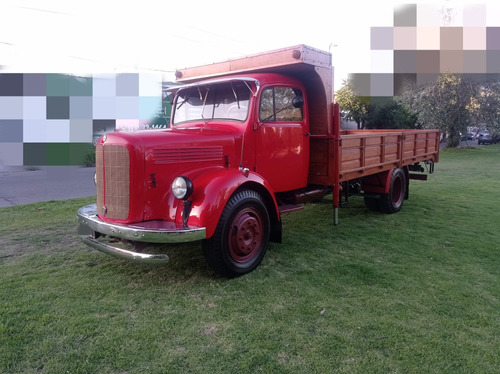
[202,189,270,278]
[379,168,407,214]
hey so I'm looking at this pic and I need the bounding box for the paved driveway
[0,166,96,207]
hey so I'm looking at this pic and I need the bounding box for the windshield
[173,81,251,125]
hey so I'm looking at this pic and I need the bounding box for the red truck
[78,45,439,277]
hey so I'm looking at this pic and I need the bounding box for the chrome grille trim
[96,144,104,217]
[97,144,130,220]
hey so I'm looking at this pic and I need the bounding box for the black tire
[364,196,380,211]
[202,189,270,278]
[379,168,407,214]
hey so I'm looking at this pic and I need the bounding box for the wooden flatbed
[338,129,439,182]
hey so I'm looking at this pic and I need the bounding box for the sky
[0,0,498,91]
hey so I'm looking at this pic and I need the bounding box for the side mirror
[292,96,304,108]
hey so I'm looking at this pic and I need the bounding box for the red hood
[99,125,241,222]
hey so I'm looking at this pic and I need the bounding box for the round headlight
[171,176,193,200]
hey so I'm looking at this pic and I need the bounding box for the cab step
[278,204,304,214]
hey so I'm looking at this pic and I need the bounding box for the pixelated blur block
[486,27,500,50]
[394,4,417,27]
[394,51,417,73]
[69,143,94,165]
[0,74,23,96]
[23,143,46,166]
[0,97,23,119]
[463,51,487,73]
[46,97,70,119]
[116,74,139,96]
[440,27,463,50]
[46,74,70,96]
[69,96,92,119]
[0,120,23,142]
[69,76,92,96]
[23,74,47,96]
[371,27,394,50]
[0,143,23,166]
[348,74,371,97]
[46,143,71,165]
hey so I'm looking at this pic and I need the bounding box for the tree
[335,81,369,129]
[365,100,418,130]
[474,81,500,135]
[398,74,479,147]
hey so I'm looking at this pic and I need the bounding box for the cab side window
[259,87,303,122]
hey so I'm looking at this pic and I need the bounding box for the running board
[279,204,304,214]
[409,173,428,181]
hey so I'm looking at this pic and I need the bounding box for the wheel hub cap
[229,209,262,262]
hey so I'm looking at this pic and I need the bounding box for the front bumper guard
[77,204,206,264]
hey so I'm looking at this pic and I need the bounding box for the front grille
[153,146,223,164]
[96,144,130,220]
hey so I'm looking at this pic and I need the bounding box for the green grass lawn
[1,145,499,373]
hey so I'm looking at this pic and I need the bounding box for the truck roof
[174,44,332,83]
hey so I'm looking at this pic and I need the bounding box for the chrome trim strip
[77,204,206,243]
[83,237,169,264]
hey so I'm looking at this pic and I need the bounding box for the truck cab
[78,72,312,278]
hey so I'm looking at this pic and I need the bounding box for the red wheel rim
[391,174,404,206]
[228,207,263,263]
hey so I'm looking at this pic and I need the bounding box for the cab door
[254,86,309,192]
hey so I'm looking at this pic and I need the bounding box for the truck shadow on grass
[86,240,216,281]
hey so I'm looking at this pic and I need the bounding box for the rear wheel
[379,168,407,214]
[202,189,270,278]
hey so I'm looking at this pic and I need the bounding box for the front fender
[185,168,279,239]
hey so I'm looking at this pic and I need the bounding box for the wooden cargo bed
[338,129,440,182]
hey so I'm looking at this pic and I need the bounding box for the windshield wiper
[231,82,240,109]
[176,95,189,110]
[198,86,209,125]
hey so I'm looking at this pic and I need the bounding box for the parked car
[478,133,494,145]
[462,132,474,140]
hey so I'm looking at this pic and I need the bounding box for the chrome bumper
[77,204,206,264]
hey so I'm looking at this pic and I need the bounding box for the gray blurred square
[70,96,93,119]
[116,74,139,96]
[0,74,23,96]
[371,27,394,50]
[0,120,23,142]
[23,74,47,96]
[463,51,486,73]
[349,73,371,97]
[394,51,417,73]
[486,51,500,73]
[417,51,440,74]
[394,4,417,27]
[0,97,23,119]
[70,119,93,142]
[370,74,394,97]
[487,27,500,50]
[46,96,70,119]
[0,142,23,166]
